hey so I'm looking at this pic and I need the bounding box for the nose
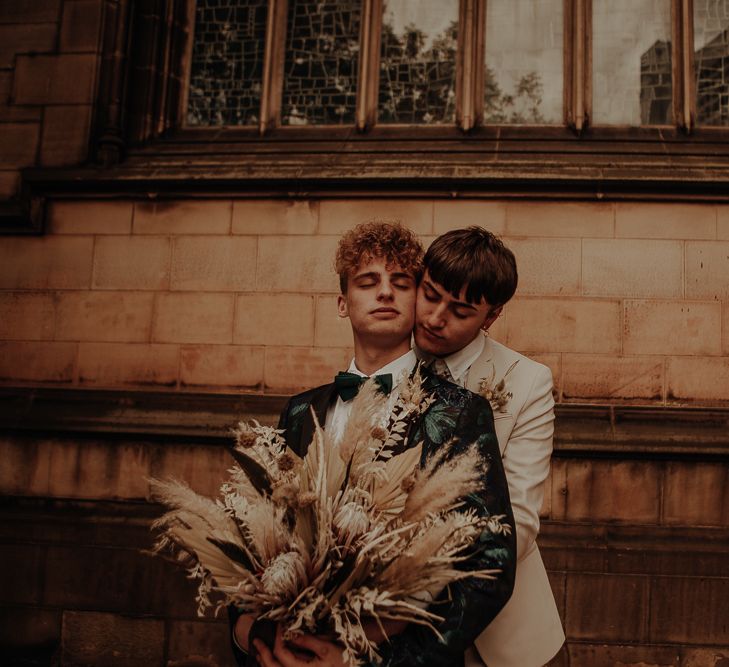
[377,279,394,301]
[426,303,447,329]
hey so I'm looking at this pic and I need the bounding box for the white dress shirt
[325,349,418,442]
[415,333,485,388]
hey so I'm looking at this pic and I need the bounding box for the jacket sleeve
[503,363,554,561]
[375,394,517,667]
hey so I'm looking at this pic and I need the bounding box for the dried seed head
[237,429,258,448]
[370,426,388,442]
[298,492,317,508]
[400,473,416,493]
[278,453,295,471]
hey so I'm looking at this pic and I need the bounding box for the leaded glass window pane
[694,0,729,126]
[281,0,362,126]
[593,0,673,125]
[484,0,563,125]
[377,0,458,124]
[187,0,266,126]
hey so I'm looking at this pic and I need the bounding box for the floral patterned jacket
[231,366,516,667]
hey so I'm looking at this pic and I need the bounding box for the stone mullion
[355,0,383,132]
[259,0,288,135]
[95,0,133,165]
[672,0,696,133]
[565,0,590,134]
[456,0,485,132]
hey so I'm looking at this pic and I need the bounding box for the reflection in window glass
[694,0,729,125]
[282,0,362,125]
[187,0,267,126]
[378,0,458,124]
[484,0,563,124]
[593,0,672,125]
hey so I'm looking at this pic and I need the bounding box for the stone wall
[1,3,729,667]
[1,197,729,404]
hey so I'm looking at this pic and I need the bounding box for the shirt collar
[347,349,417,385]
[415,332,485,385]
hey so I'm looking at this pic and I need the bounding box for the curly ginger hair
[335,220,424,293]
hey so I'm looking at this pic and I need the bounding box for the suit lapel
[291,383,337,456]
[464,334,495,394]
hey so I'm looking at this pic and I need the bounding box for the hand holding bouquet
[150,373,511,665]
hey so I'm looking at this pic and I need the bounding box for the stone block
[167,619,231,667]
[92,236,170,290]
[150,443,231,499]
[583,239,683,298]
[505,201,615,238]
[666,356,729,402]
[0,71,41,121]
[548,458,568,520]
[44,542,197,616]
[0,607,61,652]
[0,236,93,289]
[40,104,92,166]
[546,570,566,622]
[264,346,352,391]
[0,543,44,604]
[433,200,506,234]
[650,576,729,644]
[663,462,729,527]
[232,199,318,234]
[0,435,53,495]
[171,236,257,291]
[59,0,102,52]
[0,1,61,23]
[615,202,717,239]
[133,200,232,234]
[725,305,729,355]
[0,121,40,167]
[562,354,663,401]
[718,207,729,240]
[234,293,314,346]
[256,236,340,292]
[314,295,353,347]
[46,438,151,500]
[56,291,154,342]
[564,459,660,523]
[567,643,680,667]
[153,293,234,344]
[506,237,581,296]
[0,291,55,340]
[686,241,729,300]
[61,611,164,667]
[180,344,264,389]
[0,341,76,382]
[0,23,56,67]
[0,169,20,197]
[624,300,721,356]
[48,200,133,234]
[78,342,178,387]
[565,572,648,641]
[681,647,729,666]
[506,298,621,353]
[545,645,568,667]
[319,199,433,234]
[13,54,97,105]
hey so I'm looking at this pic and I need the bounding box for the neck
[352,337,411,376]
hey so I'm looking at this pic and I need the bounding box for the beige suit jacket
[463,336,564,667]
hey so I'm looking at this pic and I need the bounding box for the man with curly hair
[230,221,516,667]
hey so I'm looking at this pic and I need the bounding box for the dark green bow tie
[334,371,393,402]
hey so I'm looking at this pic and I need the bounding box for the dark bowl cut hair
[424,227,518,308]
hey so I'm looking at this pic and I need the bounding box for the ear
[337,293,349,319]
[481,305,503,332]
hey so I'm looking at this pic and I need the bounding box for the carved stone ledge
[1,386,727,460]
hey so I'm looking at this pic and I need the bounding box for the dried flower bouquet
[150,374,510,665]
